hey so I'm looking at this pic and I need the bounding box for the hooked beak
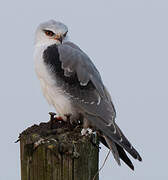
[54,34,62,43]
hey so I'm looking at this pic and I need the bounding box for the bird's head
[35,20,68,46]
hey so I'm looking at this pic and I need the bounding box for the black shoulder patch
[43,44,62,73]
[43,44,94,90]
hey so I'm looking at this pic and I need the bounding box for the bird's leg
[49,112,65,121]
[69,114,79,125]
[65,113,83,126]
[64,114,72,126]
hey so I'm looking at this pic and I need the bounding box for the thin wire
[92,149,111,180]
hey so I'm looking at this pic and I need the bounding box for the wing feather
[58,42,117,125]
[55,42,142,163]
[58,42,106,98]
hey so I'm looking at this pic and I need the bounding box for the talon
[49,112,56,120]
[49,112,56,129]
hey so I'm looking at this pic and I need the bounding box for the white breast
[34,44,73,119]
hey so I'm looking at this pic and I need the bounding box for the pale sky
[0,0,168,179]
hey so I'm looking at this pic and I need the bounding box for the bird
[34,19,142,170]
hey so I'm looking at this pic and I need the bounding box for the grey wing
[57,42,142,162]
[58,42,106,98]
[58,42,116,124]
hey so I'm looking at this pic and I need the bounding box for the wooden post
[19,119,99,180]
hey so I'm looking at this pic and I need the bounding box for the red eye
[44,30,54,37]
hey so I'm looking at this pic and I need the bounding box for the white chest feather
[34,45,73,118]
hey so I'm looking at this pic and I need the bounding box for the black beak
[54,35,63,43]
[58,36,62,43]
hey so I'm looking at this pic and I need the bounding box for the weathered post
[19,117,99,180]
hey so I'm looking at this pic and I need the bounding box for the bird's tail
[114,123,142,161]
[85,113,142,169]
[100,135,134,170]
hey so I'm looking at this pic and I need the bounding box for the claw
[49,112,56,129]
[49,112,56,120]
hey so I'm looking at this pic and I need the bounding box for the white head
[35,20,68,46]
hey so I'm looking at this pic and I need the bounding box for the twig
[92,149,111,180]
